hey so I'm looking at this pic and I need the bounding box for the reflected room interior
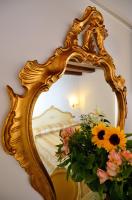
[32,59,118,199]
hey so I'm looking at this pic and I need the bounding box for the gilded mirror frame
[2,7,127,200]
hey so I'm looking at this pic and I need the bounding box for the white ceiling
[90,0,132,29]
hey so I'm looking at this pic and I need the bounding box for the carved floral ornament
[2,6,127,200]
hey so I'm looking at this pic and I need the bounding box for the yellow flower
[104,126,126,152]
[92,123,107,148]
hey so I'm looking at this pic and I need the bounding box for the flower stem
[105,193,110,200]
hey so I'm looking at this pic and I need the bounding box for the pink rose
[108,150,122,166]
[66,127,74,135]
[60,130,68,138]
[60,127,74,139]
[107,161,117,170]
[97,169,109,184]
[63,136,69,145]
[63,144,69,155]
[107,168,117,177]
[106,161,119,177]
[62,136,70,155]
[60,127,74,155]
[121,150,132,165]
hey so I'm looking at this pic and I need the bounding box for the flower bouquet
[56,111,132,200]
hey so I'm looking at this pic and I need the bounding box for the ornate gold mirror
[32,66,117,177]
[2,6,127,200]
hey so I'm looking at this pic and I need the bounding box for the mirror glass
[32,62,118,175]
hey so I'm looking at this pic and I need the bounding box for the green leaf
[126,140,132,150]
[109,182,124,200]
[126,133,132,137]
[122,166,132,179]
[66,164,71,180]
[86,154,95,169]
[58,158,70,167]
[127,186,132,200]
[88,178,101,192]
[98,184,105,199]
[103,119,111,123]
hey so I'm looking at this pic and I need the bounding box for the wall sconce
[69,95,79,109]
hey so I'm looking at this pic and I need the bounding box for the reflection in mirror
[32,64,117,177]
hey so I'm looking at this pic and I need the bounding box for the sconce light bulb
[69,95,79,109]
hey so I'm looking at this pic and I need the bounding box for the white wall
[90,0,132,27]
[33,75,81,120]
[33,70,115,125]
[0,0,131,199]
[79,71,115,125]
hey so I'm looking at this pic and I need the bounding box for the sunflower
[104,126,126,152]
[92,122,107,148]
